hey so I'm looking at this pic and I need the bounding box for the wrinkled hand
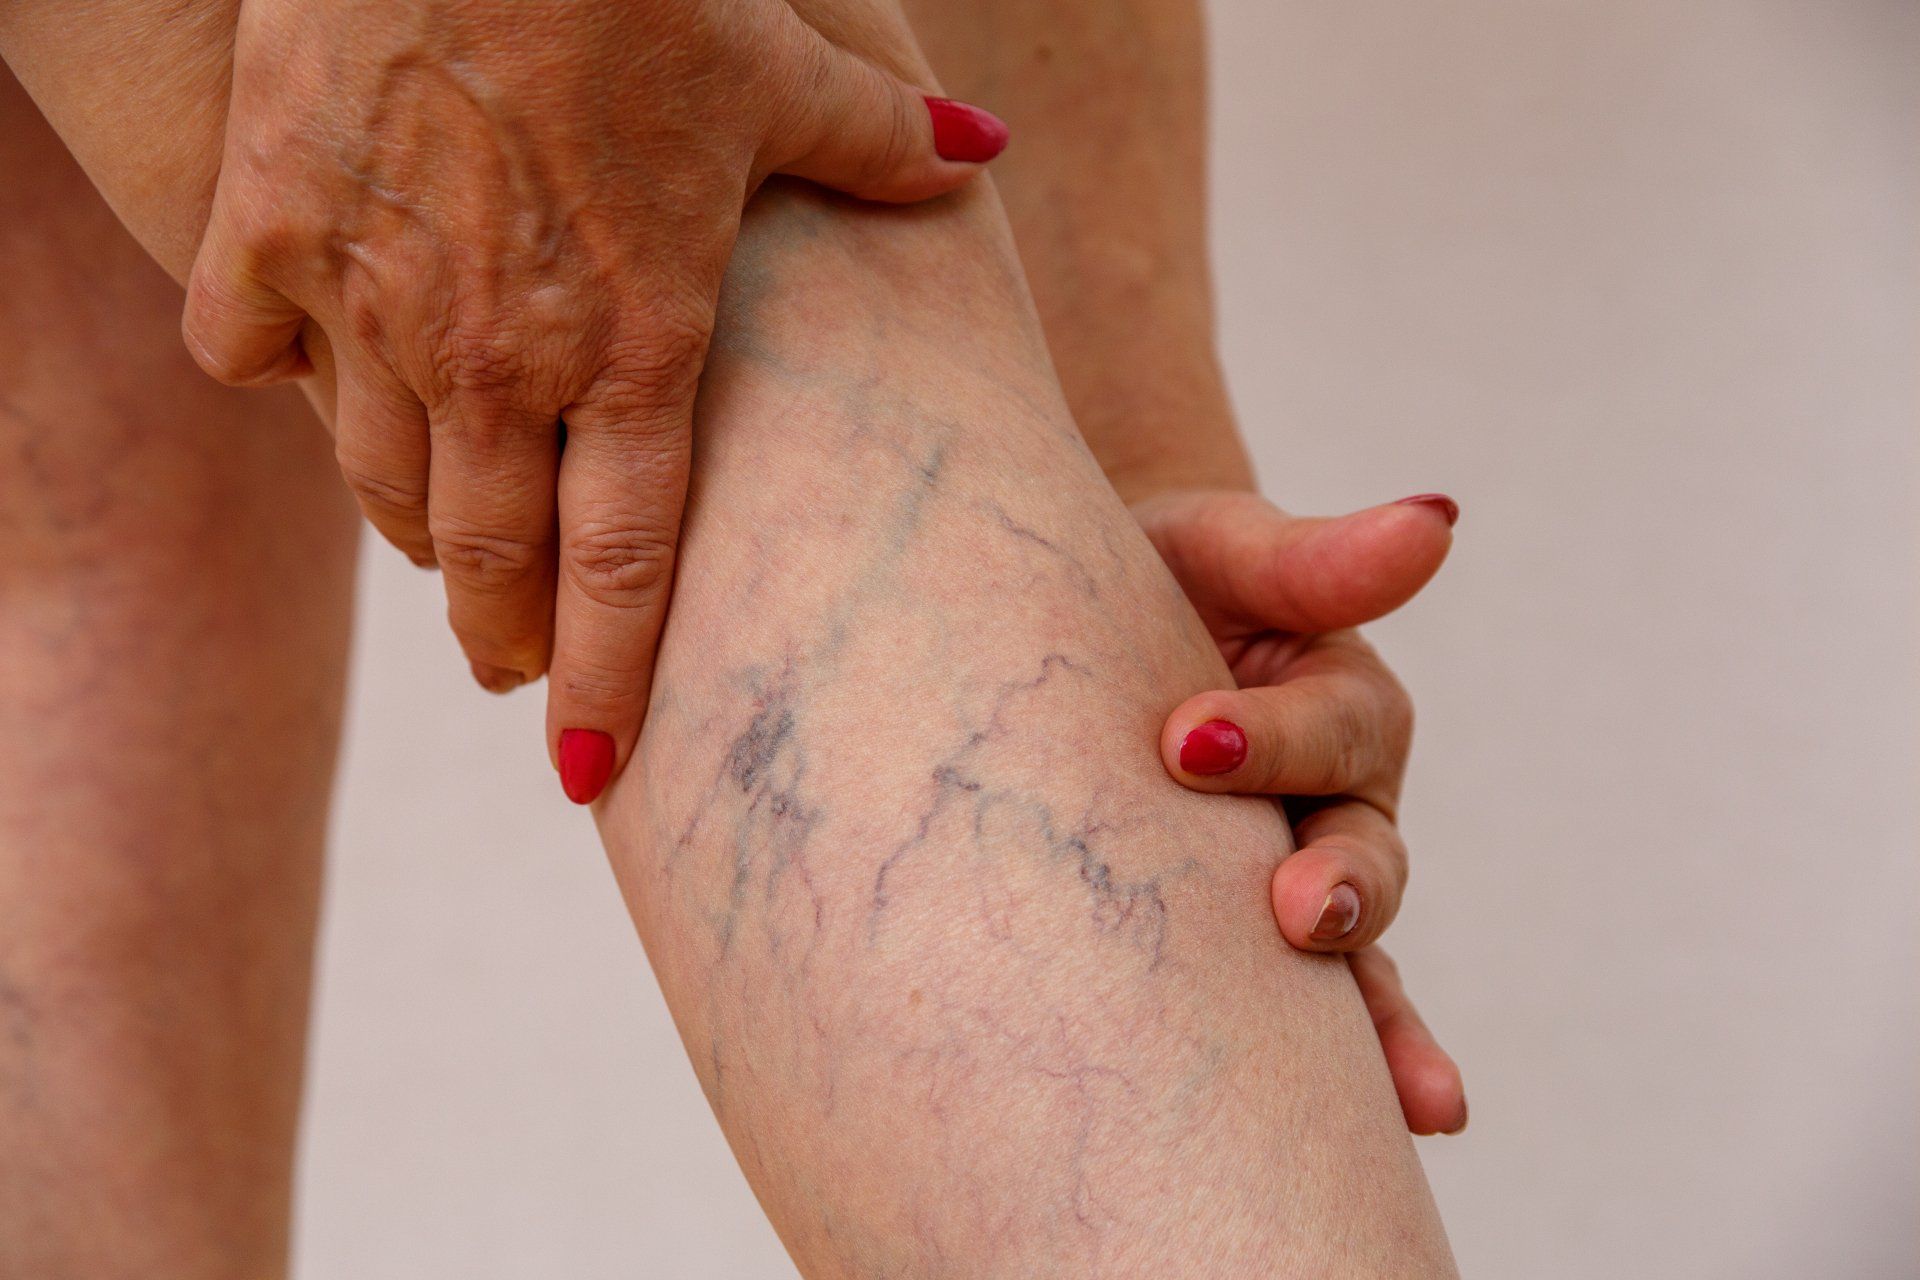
[184,0,1007,802]
[1139,489,1468,1135]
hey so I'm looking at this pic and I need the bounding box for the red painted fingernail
[925,96,1010,163]
[1178,718,1247,775]
[1394,493,1460,527]
[1445,1098,1470,1135]
[1310,882,1362,941]
[558,729,616,805]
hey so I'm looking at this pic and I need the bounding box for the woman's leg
[599,180,1455,1275]
[0,71,359,1278]
[2,7,1455,1269]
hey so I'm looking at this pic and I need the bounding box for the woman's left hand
[1137,488,1468,1135]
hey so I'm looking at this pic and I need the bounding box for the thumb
[181,206,312,387]
[1139,491,1458,634]
[769,35,1007,203]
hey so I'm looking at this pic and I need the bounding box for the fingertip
[1403,1056,1468,1136]
[924,96,1009,164]
[1271,846,1375,952]
[1318,499,1455,610]
[1310,882,1362,942]
[557,728,617,805]
[1237,501,1451,632]
[1393,492,1460,527]
[1274,852,1351,951]
[1174,715,1247,778]
[469,660,529,695]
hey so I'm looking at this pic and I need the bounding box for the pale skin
[908,0,1466,1128]
[0,0,1461,1273]
[602,175,1455,1272]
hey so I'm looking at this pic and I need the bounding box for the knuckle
[1332,699,1376,785]
[436,395,555,457]
[341,279,395,354]
[1383,682,1416,747]
[592,314,711,421]
[564,522,675,608]
[1357,651,1416,747]
[337,459,427,524]
[1385,832,1410,882]
[430,519,546,591]
[434,326,527,396]
[554,657,642,710]
[181,292,289,388]
[868,88,922,183]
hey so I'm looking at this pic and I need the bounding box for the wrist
[1102,450,1257,508]
[1047,321,1256,505]
[1081,397,1257,506]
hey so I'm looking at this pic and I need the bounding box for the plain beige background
[293,1,1919,1276]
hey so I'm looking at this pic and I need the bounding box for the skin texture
[903,0,1242,500]
[0,68,359,1278]
[908,0,1468,1129]
[0,0,1458,1270]
[594,172,1455,1272]
[194,0,1014,795]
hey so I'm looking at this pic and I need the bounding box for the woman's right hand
[182,0,1007,803]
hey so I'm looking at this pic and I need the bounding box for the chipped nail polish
[1179,719,1247,775]
[1310,882,1362,941]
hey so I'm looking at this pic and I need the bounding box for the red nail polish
[1394,493,1460,527]
[925,96,1010,163]
[1311,883,1362,941]
[1178,719,1247,775]
[558,729,616,805]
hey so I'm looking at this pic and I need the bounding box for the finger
[766,28,1007,202]
[1269,800,1407,952]
[1348,946,1468,1136]
[1161,640,1407,798]
[181,206,313,386]
[545,345,700,804]
[426,390,563,693]
[332,355,437,568]
[1138,491,1457,634]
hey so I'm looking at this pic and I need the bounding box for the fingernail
[1310,882,1362,941]
[1445,1098,1470,1135]
[469,661,525,694]
[558,729,616,805]
[1394,493,1460,527]
[1178,718,1247,775]
[925,96,1010,163]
